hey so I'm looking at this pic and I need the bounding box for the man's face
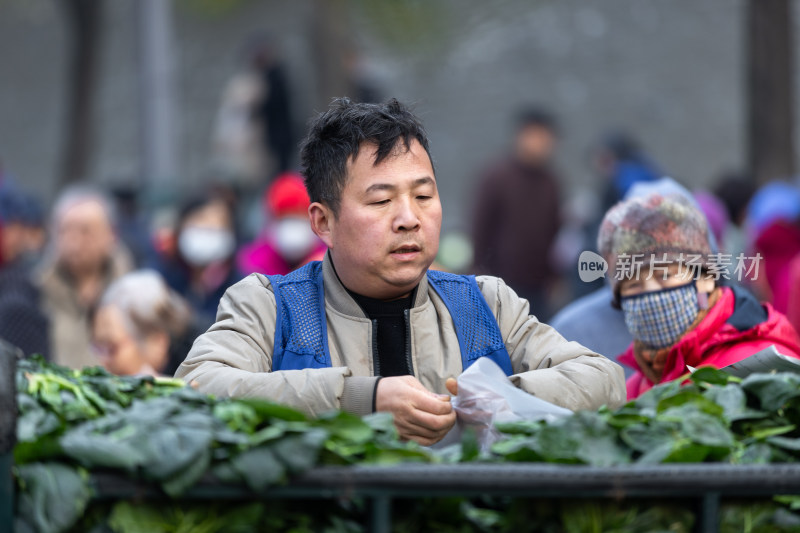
[515,124,556,168]
[318,139,441,300]
[56,199,115,275]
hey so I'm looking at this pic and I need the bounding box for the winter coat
[37,246,133,369]
[754,219,800,314]
[158,258,242,331]
[0,257,49,357]
[787,254,800,336]
[619,286,800,399]
[549,286,633,376]
[176,253,626,417]
[472,158,561,292]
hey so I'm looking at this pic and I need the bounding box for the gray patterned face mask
[620,282,700,350]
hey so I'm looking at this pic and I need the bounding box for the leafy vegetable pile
[13,357,428,532]
[487,367,800,466]
[12,359,800,532]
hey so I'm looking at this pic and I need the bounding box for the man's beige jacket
[176,255,626,415]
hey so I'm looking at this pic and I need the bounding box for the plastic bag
[432,357,572,451]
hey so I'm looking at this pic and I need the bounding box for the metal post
[138,0,178,188]
[699,492,721,533]
[0,340,19,532]
[369,495,392,533]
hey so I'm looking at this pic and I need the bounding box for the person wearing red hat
[237,172,326,276]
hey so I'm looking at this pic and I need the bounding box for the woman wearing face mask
[237,172,325,276]
[598,194,800,400]
[158,194,243,328]
[91,270,199,376]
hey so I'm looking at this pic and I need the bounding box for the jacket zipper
[371,319,381,376]
[404,309,415,376]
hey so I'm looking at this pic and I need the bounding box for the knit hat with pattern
[597,194,713,297]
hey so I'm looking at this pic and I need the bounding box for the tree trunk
[58,0,102,188]
[747,0,795,185]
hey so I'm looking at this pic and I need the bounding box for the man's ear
[309,202,334,248]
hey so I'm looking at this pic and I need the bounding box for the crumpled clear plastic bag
[432,357,572,451]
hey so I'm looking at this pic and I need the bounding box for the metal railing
[87,463,800,533]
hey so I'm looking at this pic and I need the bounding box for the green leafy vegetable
[15,358,800,532]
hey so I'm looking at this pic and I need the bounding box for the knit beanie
[265,172,311,218]
[597,194,713,297]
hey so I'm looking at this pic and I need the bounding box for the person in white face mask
[599,194,800,400]
[157,194,243,328]
[237,172,326,276]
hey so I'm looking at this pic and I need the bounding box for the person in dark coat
[0,185,49,357]
[471,108,562,320]
[250,36,294,174]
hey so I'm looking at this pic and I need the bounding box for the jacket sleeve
[477,275,626,411]
[174,274,378,416]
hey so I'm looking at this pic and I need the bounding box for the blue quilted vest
[266,261,513,376]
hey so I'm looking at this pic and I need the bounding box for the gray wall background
[1,0,796,230]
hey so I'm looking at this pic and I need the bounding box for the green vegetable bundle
[13,358,429,532]
[490,367,800,466]
[12,359,800,532]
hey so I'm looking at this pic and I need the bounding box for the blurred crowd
[1,36,799,388]
[2,106,799,384]
[0,168,330,377]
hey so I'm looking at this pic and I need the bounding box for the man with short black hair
[177,98,624,446]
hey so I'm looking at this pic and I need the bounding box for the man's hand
[375,376,456,446]
[445,377,458,396]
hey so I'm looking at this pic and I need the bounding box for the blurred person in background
[550,189,604,302]
[213,32,294,188]
[693,190,729,252]
[343,47,382,104]
[157,193,242,329]
[251,34,294,175]
[600,194,800,399]
[237,172,326,276]
[91,270,201,377]
[37,186,133,369]
[0,184,49,357]
[593,132,661,213]
[787,253,800,335]
[747,181,800,314]
[471,107,562,321]
[0,182,46,267]
[110,183,157,269]
[213,60,269,188]
[713,172,756,260]
[576,132,663,305]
